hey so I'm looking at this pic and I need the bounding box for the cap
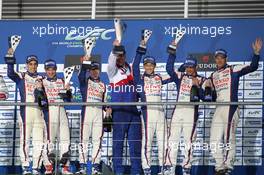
[143,56,156,65]
[26,55,38,64]
[44,59,57,69]
[215,49,227,58]
[90,61,100,69]
[184,57,197,68]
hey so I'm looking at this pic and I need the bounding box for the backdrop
[0,18,263,174]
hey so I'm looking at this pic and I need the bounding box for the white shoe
[143,168,151,175]
[22,167,31,175]
[92,164,102,175]
[75,169,87,175]
[32,169,41,175]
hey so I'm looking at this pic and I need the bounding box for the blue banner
[0,18,263,174]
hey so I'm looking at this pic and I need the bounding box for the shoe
[22,166,31,175]
[32,169,41,175]
[92,163,102,175]
[143,168,151,175]
[215,169,226,175]
[45,164,53,174]
[75,163,87,174]
[61,165,73,175]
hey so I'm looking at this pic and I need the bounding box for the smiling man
[5,48,45,175]
[207,38,262,175]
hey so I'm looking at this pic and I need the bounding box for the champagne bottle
[190,85,199,102]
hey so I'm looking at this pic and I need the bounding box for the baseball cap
[215,49,227,58]
[143,56,156,65]
[26,55,38,64]
[184,57,197,68]
[44,59,57,69]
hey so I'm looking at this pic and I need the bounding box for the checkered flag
[141,29,152,44]
[174,29,186,44]
[63,66,75,85]
[8,35,21,52]
[82,37,96,57]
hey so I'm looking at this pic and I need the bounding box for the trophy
[141,29,152,45]
[59,66,75,98]
[167,29,186,54]
[82,37,96,69]
[174,29,186,45]
[113,18,126,54]
[5,35,21,64]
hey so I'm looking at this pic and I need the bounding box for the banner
[0,19,263,174]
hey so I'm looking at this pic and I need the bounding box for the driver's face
[116,54,126,66]
[27,61,38,73]
[215,55,227,69]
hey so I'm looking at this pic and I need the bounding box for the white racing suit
[39,77,71,167]
[132,46,173,172]
[7,60,45,170]
[208,53,260,171]
[78,66,106,166]
[165,52,205,171]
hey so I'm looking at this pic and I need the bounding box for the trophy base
[113,45,126,55]
[5,55,16,64]
[82,60,92,69]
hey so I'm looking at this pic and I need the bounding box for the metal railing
[0,101,263,106]
[0,101,263,174]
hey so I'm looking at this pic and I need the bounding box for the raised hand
[252,38,262,55]
[113,39,121,46]
[64,83,71,90]
[7,48,14,56]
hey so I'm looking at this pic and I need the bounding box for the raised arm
[78,56,90,87]
[107,40,121,78]
[166,44,181,85]
[235,38,262,76]
[5,48,21,83]
[132,41,147,85]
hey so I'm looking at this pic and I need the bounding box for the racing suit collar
[143,72,155,77]
[88,76,100,82]
[46,76,57,82]
[26,71,38,77]
[185,72,197,78]
[217,64,228,71]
